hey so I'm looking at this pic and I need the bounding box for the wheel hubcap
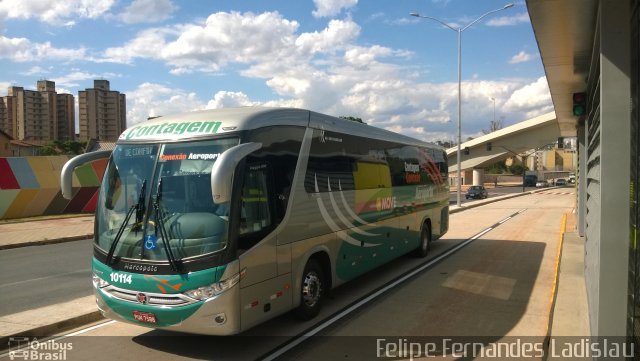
[302,272,321,307]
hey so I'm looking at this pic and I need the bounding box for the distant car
[555,178,567,186]
[466,185,488,199]
[536,180,549,188]
[524,175,538,187]
[568,176,576,184]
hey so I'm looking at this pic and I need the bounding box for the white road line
[1,269,91,288]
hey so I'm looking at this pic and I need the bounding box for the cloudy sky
[0,0,552,143]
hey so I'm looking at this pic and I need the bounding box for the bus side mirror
[60,150,112,200]
[211,142,262,204]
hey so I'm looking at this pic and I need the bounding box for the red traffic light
[573,92,586,103]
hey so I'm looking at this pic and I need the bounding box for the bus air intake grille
[103,285,198,307]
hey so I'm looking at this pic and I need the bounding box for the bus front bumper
[94,283,242,336]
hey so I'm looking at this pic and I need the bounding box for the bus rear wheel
[295,259,325,320]
[415,222,431,258]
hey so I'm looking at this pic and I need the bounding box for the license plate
[133,311,157,324]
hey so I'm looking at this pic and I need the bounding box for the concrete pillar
[463,169,473,185]
[472,169,484,186]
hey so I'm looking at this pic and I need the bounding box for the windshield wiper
[153,177,180,272]
[105,180,147,265]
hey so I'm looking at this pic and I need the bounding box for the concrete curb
[0,234,94,251]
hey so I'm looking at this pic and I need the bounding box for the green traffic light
[573,104,586,116]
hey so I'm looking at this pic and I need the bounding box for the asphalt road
[449,185,536,204]
[38,189,574,361]
[0,239,94,317]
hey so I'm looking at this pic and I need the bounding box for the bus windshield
[96,138,239,262]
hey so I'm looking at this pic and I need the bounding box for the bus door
[237,162,292,329]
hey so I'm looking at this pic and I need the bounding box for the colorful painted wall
[0,156,107,220]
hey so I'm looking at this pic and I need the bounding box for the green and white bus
[61,107,449,335]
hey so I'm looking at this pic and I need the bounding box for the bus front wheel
[295,259,325,320]
[415,222,431,258]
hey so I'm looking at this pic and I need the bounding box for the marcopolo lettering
[123,263,158,272]
[124,121,222,140]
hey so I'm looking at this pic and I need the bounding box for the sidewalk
[0,187,587,350]
[0,215,94,250]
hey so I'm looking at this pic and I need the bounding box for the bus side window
[238,164,273,249]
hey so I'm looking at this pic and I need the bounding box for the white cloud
[206,91,259,109]
[0,36,86,62]
[51,71,119,88]
[20,66,50,76]
[312,0,357,18]
[0,0,115,26]
[486,12,530,27]
[295,19,360,54]
[344,45,411,68]
[509,51,534,64]
[103,27,178,64]
[0,82,11,96]
[119,75,552,143]
[119,0,176,24]
[503,76,552,112]
[96,10,551,143]
[56,87,73,95]
[104,11,300,73]
[125,83,205,126]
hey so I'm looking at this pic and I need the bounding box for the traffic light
[464,147,470,155]
[486,142,492,151]
[573,92,586,116]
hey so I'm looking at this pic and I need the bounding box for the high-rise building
[56,93,75,141]
[79,80,126,142]
[0,80,75,142]
[0,96,15,139]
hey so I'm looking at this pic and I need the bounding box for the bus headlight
[92,272,109,288]
[184,269,244,301]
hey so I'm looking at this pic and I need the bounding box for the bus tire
[295,259,325,320]
[415,222,431,258]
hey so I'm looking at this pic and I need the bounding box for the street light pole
[410,4,514,207]
[491,97,496,124]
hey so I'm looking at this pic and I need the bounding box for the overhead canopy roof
[526,0,597,137]
[446,112,559,170]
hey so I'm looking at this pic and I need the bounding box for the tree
[484,161,508,174]
[509,163,528,175]
[435,140,453,148]
[482,117,504,135]
[39,140,87,155]
[339,116,365,124]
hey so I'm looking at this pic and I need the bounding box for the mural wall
[0,156,107,220]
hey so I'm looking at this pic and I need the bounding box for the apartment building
[56,93,75,141]
[0,80,75,143]
[0,96,14,139]
[78,80,126,142]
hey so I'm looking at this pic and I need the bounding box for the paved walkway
[0,215,94,250]
[0,188,589,353]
